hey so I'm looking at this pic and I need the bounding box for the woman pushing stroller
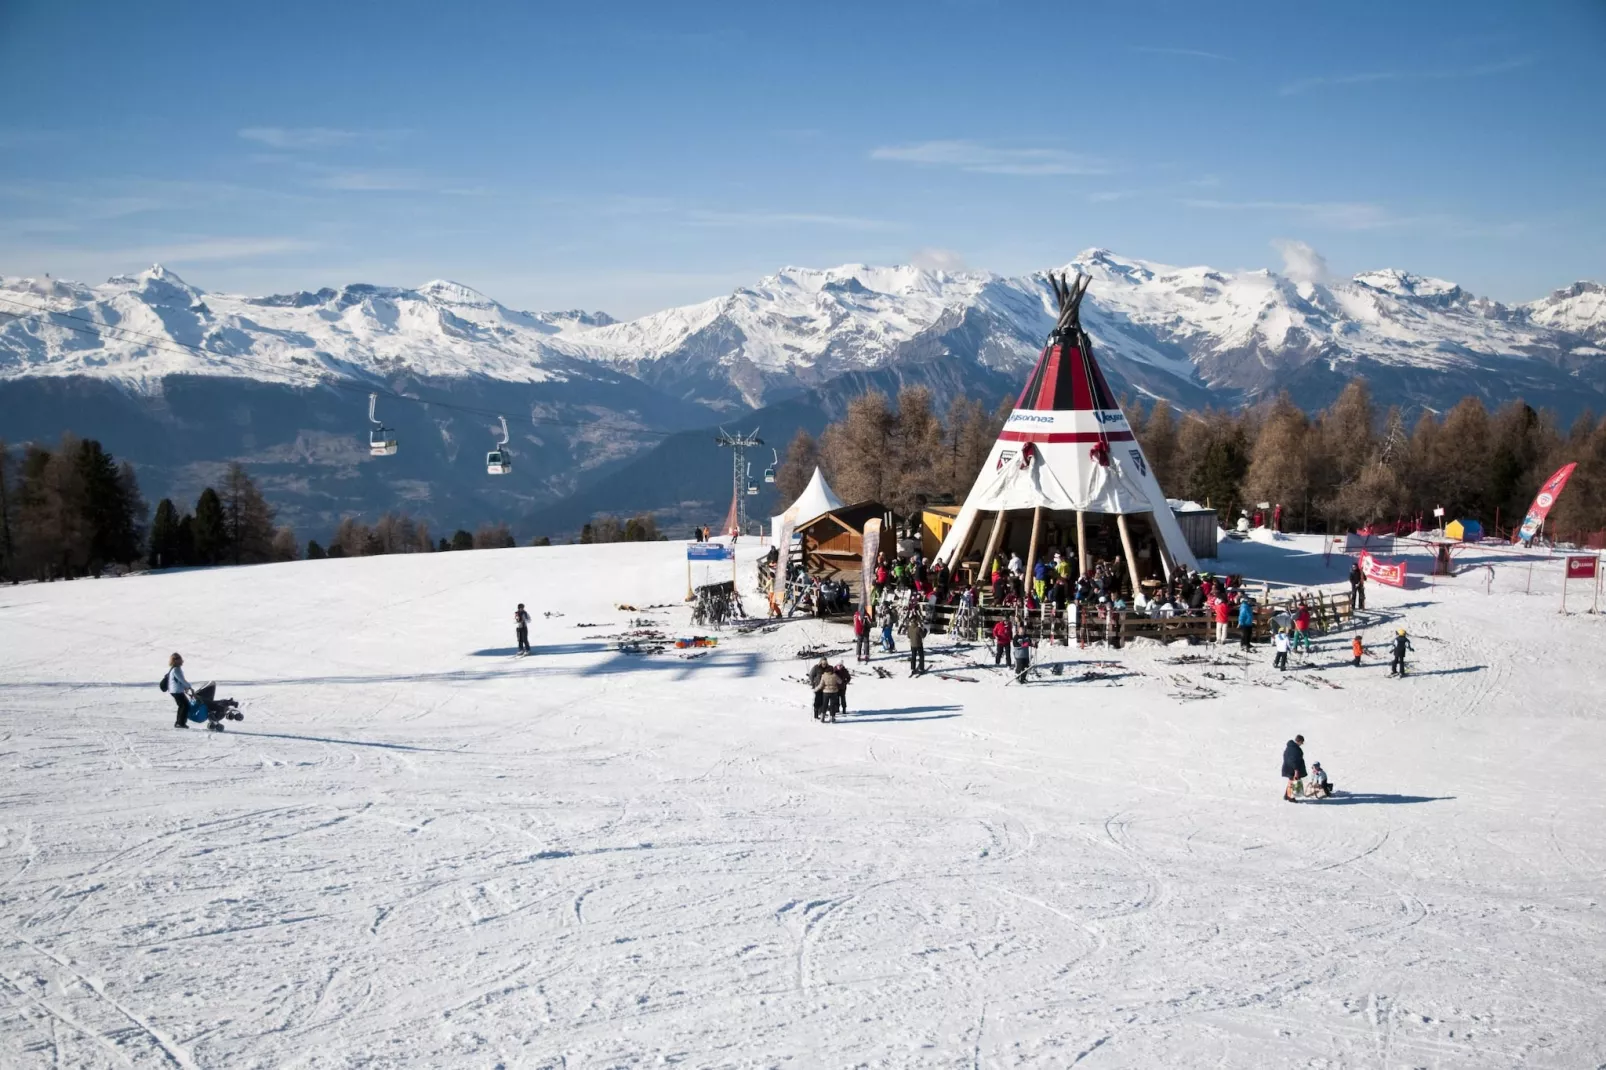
[163,653,243,731]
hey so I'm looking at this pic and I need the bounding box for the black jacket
[1392,635,1412,656]
[1281,739,1306,779]
[1349,565,1364,588]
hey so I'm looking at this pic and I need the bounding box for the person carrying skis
[1272,628,1290,671]
[907,606,927,675]
[1282,734,1307,802]
[808,656,830,721]
[853,604,871,663]
[992,617,1013,666]
[514,603,531,655]
[1389,628,1413,676]
[1351,634,1366,667]
[1237,597,1255,650]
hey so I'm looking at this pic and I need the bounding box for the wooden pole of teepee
[1116,514,1142,598]
[1076,510,1089,576]
[980,510,1007,595]
[1023,507,1044,598]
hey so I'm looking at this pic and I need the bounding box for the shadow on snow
[224,730,463,753]
[1317,792,1455,806]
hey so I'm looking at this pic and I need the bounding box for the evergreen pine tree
[149,499,183,568]
[306,539,327,560]
[193,487,227,565]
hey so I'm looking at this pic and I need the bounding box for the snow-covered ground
[2,535,1604,1067]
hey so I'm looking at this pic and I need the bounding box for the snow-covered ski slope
[2,535,1604,1068]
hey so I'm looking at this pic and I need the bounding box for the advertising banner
[1358,551,1408,588]
[860,519,882,608]
[687,543,734,562]
[1515,463,1578,543]
[1566,555,1598,580]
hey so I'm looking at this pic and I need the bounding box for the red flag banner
[1358,551,1408,588]
[1566,555,1598,580]
[1515,463,1577,543]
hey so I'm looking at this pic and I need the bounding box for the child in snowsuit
[1389,629,1412,676]
[1272,630,1290,671]
[1351,635,1365,667]
[1306,761,1334,797]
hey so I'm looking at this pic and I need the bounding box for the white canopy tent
[769,466,845,547]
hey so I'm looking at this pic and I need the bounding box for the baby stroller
[186,682,245,732]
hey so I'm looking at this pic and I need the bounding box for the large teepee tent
[936,272,1199,592]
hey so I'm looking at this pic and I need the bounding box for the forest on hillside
[774,381,1606,544]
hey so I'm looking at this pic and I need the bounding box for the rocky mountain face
[1,253,1600,539]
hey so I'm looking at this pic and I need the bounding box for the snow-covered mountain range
[4,251,1601,416]
[1,252,1602,536]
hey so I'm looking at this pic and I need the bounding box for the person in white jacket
[165,652,241,731]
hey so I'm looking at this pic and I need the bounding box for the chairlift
[763,448,777,484]
[746,463,758,496]
[486,415,512,475]
[368,393,397,456]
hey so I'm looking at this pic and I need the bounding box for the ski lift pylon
[368,392,397,456]
[486,415,512,475]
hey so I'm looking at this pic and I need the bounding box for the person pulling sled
[161,653,243,731]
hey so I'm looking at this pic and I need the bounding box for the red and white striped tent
[935,272,1199,587]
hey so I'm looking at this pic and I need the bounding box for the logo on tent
[1128,449,1147,477]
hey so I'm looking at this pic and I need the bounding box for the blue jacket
[1237,601,1254,627]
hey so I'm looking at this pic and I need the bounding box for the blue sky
[2,0,1602,317]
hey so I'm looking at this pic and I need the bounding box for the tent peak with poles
[935,270,1199,594]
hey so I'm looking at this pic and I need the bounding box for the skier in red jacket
[991,617,1013,666]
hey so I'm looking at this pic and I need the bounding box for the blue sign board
[687,543,734,561]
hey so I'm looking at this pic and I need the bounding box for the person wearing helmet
[1389,628,1413,677]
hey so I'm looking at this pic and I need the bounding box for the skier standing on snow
[1282,734,1307,802]
[1351,634,1366,667]
[1213,596,1231,645]
[1348,563,1366,611]
[878,598,897,653]
[1237,597,1255,651]
[992,617,1013,666]
[1389,628,1413,676]
[853,604,871,663]
[907,606,926,675]
[514,603,531,655]
[1012,628,1034,684]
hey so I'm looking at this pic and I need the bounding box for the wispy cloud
[684,209,896,230]
[910,248,968,272]
[1087,190,1137,203]
[1184,198,1406,231]
[118,237,319,262]
[237,126,405,150]
[1185,197,1529,238]
[870,140,1107,176]
[1278,56,1532,96]
[1132,46,1230,61]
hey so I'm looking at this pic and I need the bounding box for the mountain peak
[416,279,499,308]
[1352,268,1462,300]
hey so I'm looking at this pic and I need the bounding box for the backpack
[159,670,171,693]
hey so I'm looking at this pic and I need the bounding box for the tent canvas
[936,271,1200,591]
[769,467,845,548]
[1446,518,1483,542]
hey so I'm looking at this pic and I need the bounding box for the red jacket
[853,610,868,636]
[991,620,1012,643]
[1213,600,1231,624]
